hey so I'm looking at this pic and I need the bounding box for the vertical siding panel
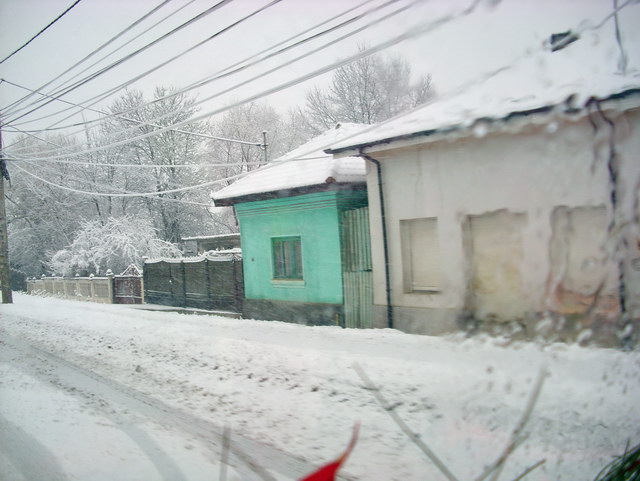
[341,207,373,329]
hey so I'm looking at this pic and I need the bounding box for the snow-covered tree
[6,133,98,276]
[101,87,215,243]
[301,48,434,133]
[206,101,312,212]
[47,216,181,276]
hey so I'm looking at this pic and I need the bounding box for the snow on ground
[0,363,217,481]
[1,293,639,481]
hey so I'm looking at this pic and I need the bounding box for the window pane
[272,237,303,280]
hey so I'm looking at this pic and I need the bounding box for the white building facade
[329,87,640,346]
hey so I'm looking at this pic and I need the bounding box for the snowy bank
[1,293,639,481]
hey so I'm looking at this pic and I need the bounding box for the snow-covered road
[0,332,307,481]
[1,293,639,480]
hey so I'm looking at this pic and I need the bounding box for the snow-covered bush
[48,216,181,276]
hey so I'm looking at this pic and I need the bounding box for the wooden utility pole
[0,118,13,304]
[262,130,268,164]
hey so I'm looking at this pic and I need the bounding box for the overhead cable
[5,0,379,134]
[2,79,263,147]
[2,0,385,156]
[4,0,228,121]
[4,0,234,122]
[18,160,215,207]
[9,0,632,163]
[5,0,419,159]
[0,0,85,66]
[11,161,246,197]
[5,0,199,120]
[3,0,277,127]
[9,1,639,201]
[1,0,174,115]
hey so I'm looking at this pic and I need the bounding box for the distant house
[181,233,241,256]
[212,124,373,327]
[327,76,640,345]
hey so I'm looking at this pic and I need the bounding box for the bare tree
[206,101,311,182]
[301,47,434,133]
[102,87,211,243]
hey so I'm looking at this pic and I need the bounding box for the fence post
[205,258,212,309]
[182,261,187,308]
[106,269,114,304]
[89,274,95,301]
[63,276,69,299]
[234,258,243,314]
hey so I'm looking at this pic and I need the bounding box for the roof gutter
[359,150,393,329]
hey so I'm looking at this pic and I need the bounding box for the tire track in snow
[1,332,326,481]
[0,412,70,481]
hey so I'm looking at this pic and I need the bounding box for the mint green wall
[235,190,366,304]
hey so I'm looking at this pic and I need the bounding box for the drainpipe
[359,150,394,329]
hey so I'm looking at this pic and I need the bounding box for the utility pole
[262,130,268,164]
[0,116,13,304]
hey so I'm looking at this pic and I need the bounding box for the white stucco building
[327,76,640,345]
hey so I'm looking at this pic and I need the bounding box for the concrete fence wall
[27,275,119,304]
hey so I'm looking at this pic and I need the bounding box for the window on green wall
[272,236,303,280]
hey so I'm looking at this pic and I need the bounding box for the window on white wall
[400,217,442,292]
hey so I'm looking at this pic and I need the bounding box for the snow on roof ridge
[181,233,240,241]
[328,72,640,153]
[145,249,242,264]
[212,124,368,202]
[273,122,369,163]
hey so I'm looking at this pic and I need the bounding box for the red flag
[300,423,360,481]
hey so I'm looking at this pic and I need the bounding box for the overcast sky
[0,0,638,144]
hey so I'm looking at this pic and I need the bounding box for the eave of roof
[326,88,640,156]
[213,182,366,207]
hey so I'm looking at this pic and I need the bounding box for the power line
[0,0,85,66]
[4,0,418,160]
[11,161,246,197]
[7,0,630,165]
[3,0,239,126]
[9,0,632,165]
[5,0,379,133]
[1,0,174,115]
[2,0,386,155]
[1,79,263,147]
[4,0,200,120]
[22,158,206,198]
[16,160,215,208]
[2,122,323,169]
[4,0,286,131]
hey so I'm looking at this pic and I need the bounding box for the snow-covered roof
[327,36,640,154]
[181,233,240,242]
[145,249,242,264]
[328,74,640,154]
[212,123,368,205]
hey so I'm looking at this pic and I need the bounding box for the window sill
[407,288,442,295]
[271,279,306,288]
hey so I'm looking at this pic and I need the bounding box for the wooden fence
[143,253,243,313]
[27,271,143,304]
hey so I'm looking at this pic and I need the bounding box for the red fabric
[300,460,343,481]
[299,423,360,481]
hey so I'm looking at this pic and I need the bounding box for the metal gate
[341,207,373,328]
[113,276,143,304]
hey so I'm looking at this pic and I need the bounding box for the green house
[213,125,373,327]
